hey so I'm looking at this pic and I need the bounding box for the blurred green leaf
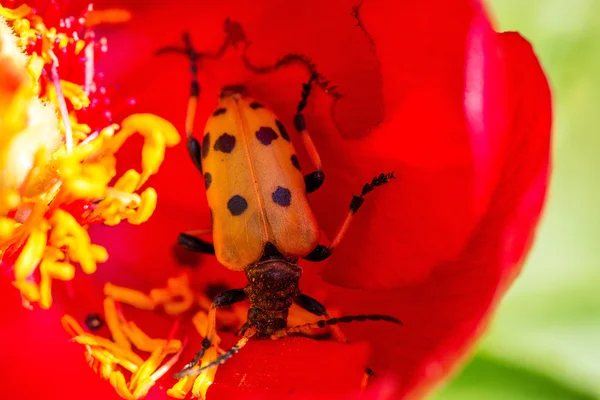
[432,353,596,400]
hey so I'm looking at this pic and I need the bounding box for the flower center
[0,4,179,310]
[62,274,248,399]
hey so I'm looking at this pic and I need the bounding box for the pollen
[0,6,180,310]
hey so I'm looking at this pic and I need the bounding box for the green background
[433,1,600,399]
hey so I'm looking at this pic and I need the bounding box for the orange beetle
[159,33,398,378]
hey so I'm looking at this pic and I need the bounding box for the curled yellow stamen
[12,280,40,303]
[104,297,133,351]
[13,224,47,280]
[73,335,144,366]
[60,80,91,110]
[0,4,32,20]
[105,283,156,310]
[126,188,157,225]
[167,375,196,399]
[121,321,182,354]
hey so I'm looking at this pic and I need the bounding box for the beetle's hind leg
[293,293,347,343]
[293,72,325,194]
[305,172,395,262]
[178,230,215,254]
[157,33,203,174]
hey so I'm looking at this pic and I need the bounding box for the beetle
[158,33,400,378]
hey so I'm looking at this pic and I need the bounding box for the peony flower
[0,0,552,399]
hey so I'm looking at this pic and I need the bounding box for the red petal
[318,30,551,398]
[209,337,370,399]
[0,277,119,400]
[317,0,507,288]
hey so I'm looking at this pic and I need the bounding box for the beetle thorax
[244,260,302,337]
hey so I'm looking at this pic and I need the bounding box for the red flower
[0,0,551,399]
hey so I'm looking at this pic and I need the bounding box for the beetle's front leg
[178,288,247,375]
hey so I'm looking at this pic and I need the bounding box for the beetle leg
[305,172,395,262]
[294,293,347,343]
[177,229,215,254]
[181,33,204,174]
[157,33,203,173]
[293,72,326,194]
[177,288,247,376]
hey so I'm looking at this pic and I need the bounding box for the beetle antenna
[173,327,257,379]
[285,314,402,335]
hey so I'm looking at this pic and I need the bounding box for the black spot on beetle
[256,127,278,145]
[214,133,236,153]
[272,186,292,207]
[228,195,248,216]
[202,133,210,158]
[250,102,264,109]
[212,108,227,116]
[291,154,301,170]
[276,120,290,141]
[204,172,212,189]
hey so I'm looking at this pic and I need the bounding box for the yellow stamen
[106,114,181,188]
[60,79,91,110]
[191,347,219,400]
[104,297,133,351]
[121,321,182,353]
[73,336,144,366]
[105,283,156,310]
[130,346,168,398]
[60,275,244,399]
[0,4,32,20]
[169,309,228,399]
[114,170,142,193]
[38,268,53,309]
[110,371,135,400]
[13,224,48,280]
[61,314,85,336]
[26,54,44,92]
[12,280,40,303]
[43,246,65,261]
[88,346,140,374]
[167,375,196,399]
[99,361,116,380]
[50,210,104,274]
[126,188,157,225]
[85,9,132,27]
[75,39,86,55]
[192,311,222,346]
[148,274,196,316]
[41,259,76,281]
